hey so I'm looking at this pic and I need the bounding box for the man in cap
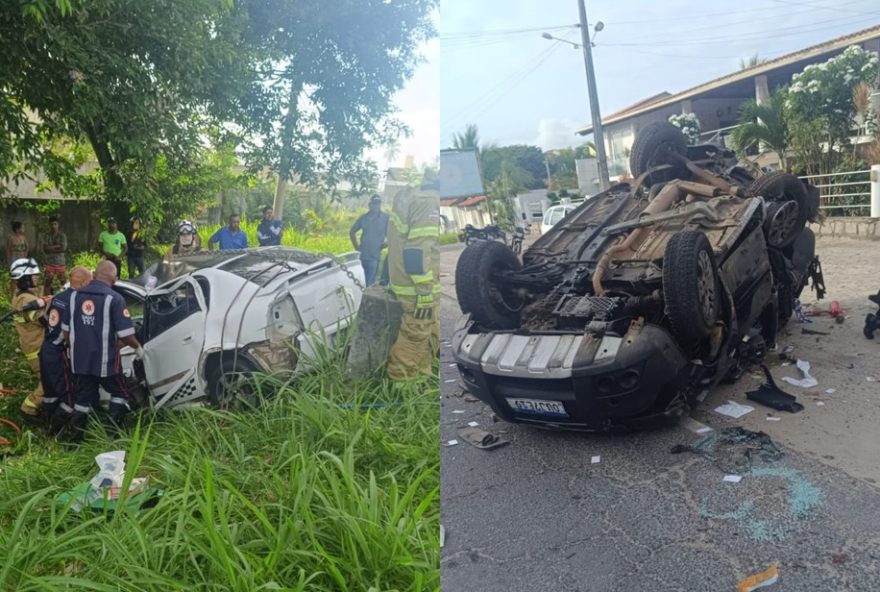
[59,260,143,441]
[349,194,389,287]
[41,265,91,429]
[96,218,127,279]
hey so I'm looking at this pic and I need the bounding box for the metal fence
[797,170,871,216]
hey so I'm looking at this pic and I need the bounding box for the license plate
[505,397,568,417]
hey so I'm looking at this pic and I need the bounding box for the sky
[440,0,880,151]
[366,14,440,171]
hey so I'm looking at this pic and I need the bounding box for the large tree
[480,144,545,190]
[452,124,480,151]
[238,0,437,219]
[729,91,790,171]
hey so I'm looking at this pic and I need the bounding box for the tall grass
[200,218,355,255]
[0,269,440,590]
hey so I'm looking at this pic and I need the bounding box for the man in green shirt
[96,218,127,278]
[41,215,68,296]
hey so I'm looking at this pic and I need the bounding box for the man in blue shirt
[349,195,389,286]
[60,261,144,441]
[257,206,283,246]
[209,213,249,250]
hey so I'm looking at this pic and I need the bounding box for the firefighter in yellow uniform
[386,171,441,380]
[10,257,48,419]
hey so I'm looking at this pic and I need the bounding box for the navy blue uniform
[39,287,73,417]
[60,280,136,433]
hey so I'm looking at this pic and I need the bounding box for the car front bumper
[451,316,695,430]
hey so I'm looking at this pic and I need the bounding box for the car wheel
[749,172,808,248]
[207,357,262,411]
[456,240,522,330]
[663,230,719,345]
[629,121,688,184]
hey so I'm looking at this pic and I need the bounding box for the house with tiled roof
[577,25,880,177]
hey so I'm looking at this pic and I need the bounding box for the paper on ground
[723,475,743,483]
[452,410,465,414]
[736,563,779,592]
[444,379,456,383]
[825,388,836,394]
[781,359,818,388]
[714,400,755,418]
[816,401,825,406]
[446,440,459,446]
[766,416,781,422]
[440,524,445,548]
[591,455,601,464]
[467,421,479,427]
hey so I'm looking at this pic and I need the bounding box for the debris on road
[440,524,445,548]
[736,564,779,592]
[673,427,783,474]
[714,400,755,419]
[446,439,459,447]
[825,388,836,394]
[467,421,479,427]
[746,366,804,413]
[55,450,161,513]
[457,427,509,450]
[723,475,743,483]
[766,416,781,422]
[816,401,825,406]
[452,409,465,414]
[802,327,830,336]
[591,455,601,464]
[782,359,818,389]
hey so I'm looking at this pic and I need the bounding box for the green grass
[439,233,459,246]
[199,217,355,255]
[0,269,440,590]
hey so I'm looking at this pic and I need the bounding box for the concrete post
[871,164,880,219]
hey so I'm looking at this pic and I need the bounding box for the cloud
[534,118,582,150]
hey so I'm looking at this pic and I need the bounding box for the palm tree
[739,53,761,70]
[729,91,789,171]
[453,124,480,151]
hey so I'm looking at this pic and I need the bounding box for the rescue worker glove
[414,293,434,320]
[134,346,145,360]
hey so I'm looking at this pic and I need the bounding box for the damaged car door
[141,277,208,405]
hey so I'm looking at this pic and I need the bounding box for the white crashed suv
[111,247,363,409]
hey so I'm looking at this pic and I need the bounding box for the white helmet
[10,257,40,280]
[178,220,196,234]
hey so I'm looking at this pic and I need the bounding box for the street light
[540,2,610,191]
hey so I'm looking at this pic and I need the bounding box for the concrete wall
[1,200,104,263]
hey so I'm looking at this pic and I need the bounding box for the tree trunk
[84,123,128,224]
[272,79,304,222]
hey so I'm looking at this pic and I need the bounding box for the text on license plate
[505,397,568,417]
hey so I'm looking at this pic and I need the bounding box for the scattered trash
[816,401,825,406]
[452,410,465,414]
[736,564,779,592]
[445,439,459,447]
[801,327,829,336]
[766,416,781,422]
[672,427,783,474]
[444,379,456,384]
[681,417,713,434]
[746,365,804,413]
[781,359,818,389]
[723,475,742,483]
[778,345,795,362]
[467,421,479,427]
[440,524,445,548]
[714,400,755,419]
[448,363,457,368]
[825,388,836,394]
[55,450,161,513]
[867,376,877,382]
[591,455,601,464]
[794,299,811,323]
[457,427,509,450]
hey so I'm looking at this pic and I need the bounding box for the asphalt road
[439,240,880,592]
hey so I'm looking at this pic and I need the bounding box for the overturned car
[452,122,825,430]
[110,247,363,410]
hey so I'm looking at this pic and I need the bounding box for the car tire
[629,121,688,184]
[207,356,261,410]
[456,240,522,330]
[663,230,719,346]
[749,172,808,248]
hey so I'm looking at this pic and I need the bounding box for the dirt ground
[700,237,880,485]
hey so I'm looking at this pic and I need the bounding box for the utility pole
[544,154,553,191]
[577,0,610,190]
